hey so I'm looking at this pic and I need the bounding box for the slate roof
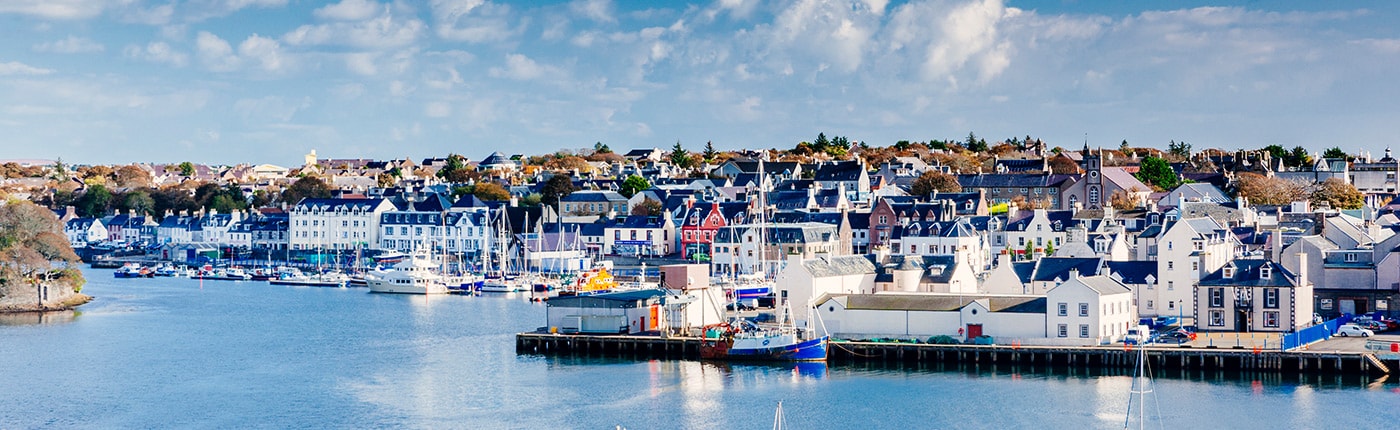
[957,173,1074,188]
[1199,259,1299,287]
[844,294,1046,313]
[812,161,865,181]
[1072,275,1133,295]
[802,255,876,277]
[1104,261,1156,284]
[562,190,628,202]
[1032,257,1103,282]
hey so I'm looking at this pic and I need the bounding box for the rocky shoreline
[0,293,92,313]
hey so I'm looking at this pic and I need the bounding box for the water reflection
[0,310,77,326]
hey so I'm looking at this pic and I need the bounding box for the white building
[288,198,396,251]
[64,218,108,247]
[603,212,676,257]
[379,209,492,261]
[1044,273,1137,345]
[774,254,877,327]
[711,222,842,277]
[815,293,1048,341]
[894,219,990,273]
[1141,218,1238,321]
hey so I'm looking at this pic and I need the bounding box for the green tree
[702,141,719,163]
[593,142,612,154]
[122,191,155,216]
[894,140,911,151]
[520,193,543,207]
[473,182,511,201]
[1023,241,1033,259]
[670,141,695,168]
[1286,146,1311,168]
[1262,145,1287,163]
[619,175,651,198]
[280,176,333,204]
[250,190,272,208]
[49,158,69,180]
[436,154,476,183]
[540,174,577,207]
[1120,140,1130,152]
[1323,147,1348,160]
[1044,240,1055,256]
[909,171,962,196]
[1134,156,1180,191]
[1168,140,1192,159]
[75,184,112,217]
[178,161,195,177]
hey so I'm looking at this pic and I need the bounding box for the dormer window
[1223,265,1235,279]
[1260,265,1271,279]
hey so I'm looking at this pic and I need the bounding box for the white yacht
[365,253,450,295]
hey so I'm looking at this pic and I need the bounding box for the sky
[2,0,1399,166]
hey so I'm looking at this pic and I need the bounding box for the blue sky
[2,0,1399,166]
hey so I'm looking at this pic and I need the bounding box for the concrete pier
[515,333,1398,377]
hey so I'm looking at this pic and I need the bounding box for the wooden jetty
[516,332,1397,377]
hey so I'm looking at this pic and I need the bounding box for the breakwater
[515,333,1397,377]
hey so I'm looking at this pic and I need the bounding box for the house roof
[1200,259,1299,287]
[1032,257,1103,282]
[1104,261,1157,284]
[801,255,876,277]
[1067,275,1133,295]
[844,294,1046,313]
[957,173,1074,188]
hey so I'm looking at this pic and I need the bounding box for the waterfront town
[3,137,1400,359]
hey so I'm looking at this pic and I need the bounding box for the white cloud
[182,0,289,22]
[239,34,286,72]
[32,35,105,54]
[121,3,174,25]
[570,0,615,24]
[424,101,452,117]
[0,0,106,20]
[345,52,379,75]
[196,31,240,71]
[284,7,424,49]
[488,53,563,81]
[124,42,189,67]
[233,96,309,123]
[314,0,379,21]
[331,83,366,100]
[430,0,518,43]
[0,61,54,76]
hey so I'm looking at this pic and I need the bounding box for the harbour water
[2,268,1398,428]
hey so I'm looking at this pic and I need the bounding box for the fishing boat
[268,269,347,287]
[113,263,152,278]
[700,304,828,362]
[152,264,184,277]
[192,266,252,281]
[365,252,450,295]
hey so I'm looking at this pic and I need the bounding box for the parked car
[1336,324,1374,337]
[1154,330,1194,344]
[1358,320,1387,331]
[1123,325,1152,345]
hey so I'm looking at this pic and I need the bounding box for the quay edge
[516,333,1398,377]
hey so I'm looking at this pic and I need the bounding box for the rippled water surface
[2,269,1398,429]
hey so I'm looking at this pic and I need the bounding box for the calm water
[2,268,1398,429]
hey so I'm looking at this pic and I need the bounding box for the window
[1260,265,1271,279]
[1058,303,1067,316]
[1263,311,1279,328]
[1223,266,1235,278]
[1167,241,1172,251]
[1168,261,1174,270]
[1264,288,1278,308]
[909,245,916,253]
[1345,253,1358,263]
[1210,288,1224,308]
[1209,310,1225,326]
[879,215,888,224]
[1089,187,1099,205]
[1168,301,1175,310]
[1079,324,1089,338]
[614,231,621,240]
[1147,300,1154,310]
[1079,303,1089,317]
[1058,324,1067,337]
[1192,261,1198,271]
[1168,281,1174,291]
[1018,237,1025,246]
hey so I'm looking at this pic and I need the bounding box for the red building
[679,201,749,261]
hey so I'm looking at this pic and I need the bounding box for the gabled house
[603,212,675,257]
[64,217,108,247]
[1196,257,1313,332]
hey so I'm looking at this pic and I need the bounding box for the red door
[966,324,983,339]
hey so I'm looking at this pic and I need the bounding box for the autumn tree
[1235,173,1307,206]
[1134,156,1179,191]
[631,198,663,216]
[619,175,650,198]
[1048,156,1081,175]
[114,165,152,188]
[909,171,962,196]
[1310,178,1364,210]
[1109,189,1139,211]
[0,200,84,301]
[473,182,511,201]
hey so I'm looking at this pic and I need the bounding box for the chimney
[1296,253,1308,287]
[1068,268,1080,279]
[1313,212,1326,236]
[1007,202,1020,220]
[510,196,519,207]
[1271,229,1283,263]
